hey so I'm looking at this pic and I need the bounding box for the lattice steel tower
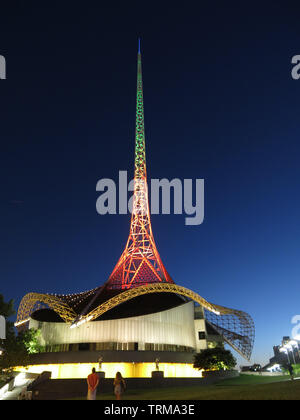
[107,40,173,290]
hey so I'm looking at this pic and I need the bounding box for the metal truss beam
[15,293,77,327]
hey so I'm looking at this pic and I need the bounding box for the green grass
[213,374,290,386]
[291,364,300,376]
[71,374,300,400]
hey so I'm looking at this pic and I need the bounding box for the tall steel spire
[106,41,174,289]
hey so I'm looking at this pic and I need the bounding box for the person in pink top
[113,371,126,400]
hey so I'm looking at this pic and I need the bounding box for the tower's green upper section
[135,45,146,181]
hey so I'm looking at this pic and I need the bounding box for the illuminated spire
[106,43,174,290]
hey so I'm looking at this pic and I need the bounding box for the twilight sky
[1,1,300,366]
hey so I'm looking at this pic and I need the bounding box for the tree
[0,294,15,342]
[19,329,44,354]
[0,295,29,380]
[193,347,236,371]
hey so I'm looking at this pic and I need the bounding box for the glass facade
[44,342,194,353]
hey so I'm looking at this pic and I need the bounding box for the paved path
[1,379,33,400]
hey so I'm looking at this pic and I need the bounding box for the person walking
[288,364,294,381]
[113,371,126,400]
[87,368,99,400]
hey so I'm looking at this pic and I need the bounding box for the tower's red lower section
[107,253,174,290]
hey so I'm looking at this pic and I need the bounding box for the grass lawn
[85,375,300,400]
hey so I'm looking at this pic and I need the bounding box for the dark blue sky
[1,1,300,365]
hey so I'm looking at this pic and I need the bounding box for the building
[265,337,300,370]
[15,42,255,379]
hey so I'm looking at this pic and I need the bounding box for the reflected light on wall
[14,362,203,379]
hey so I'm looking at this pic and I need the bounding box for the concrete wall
[28,349,195,364]
[194,319,207,352]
